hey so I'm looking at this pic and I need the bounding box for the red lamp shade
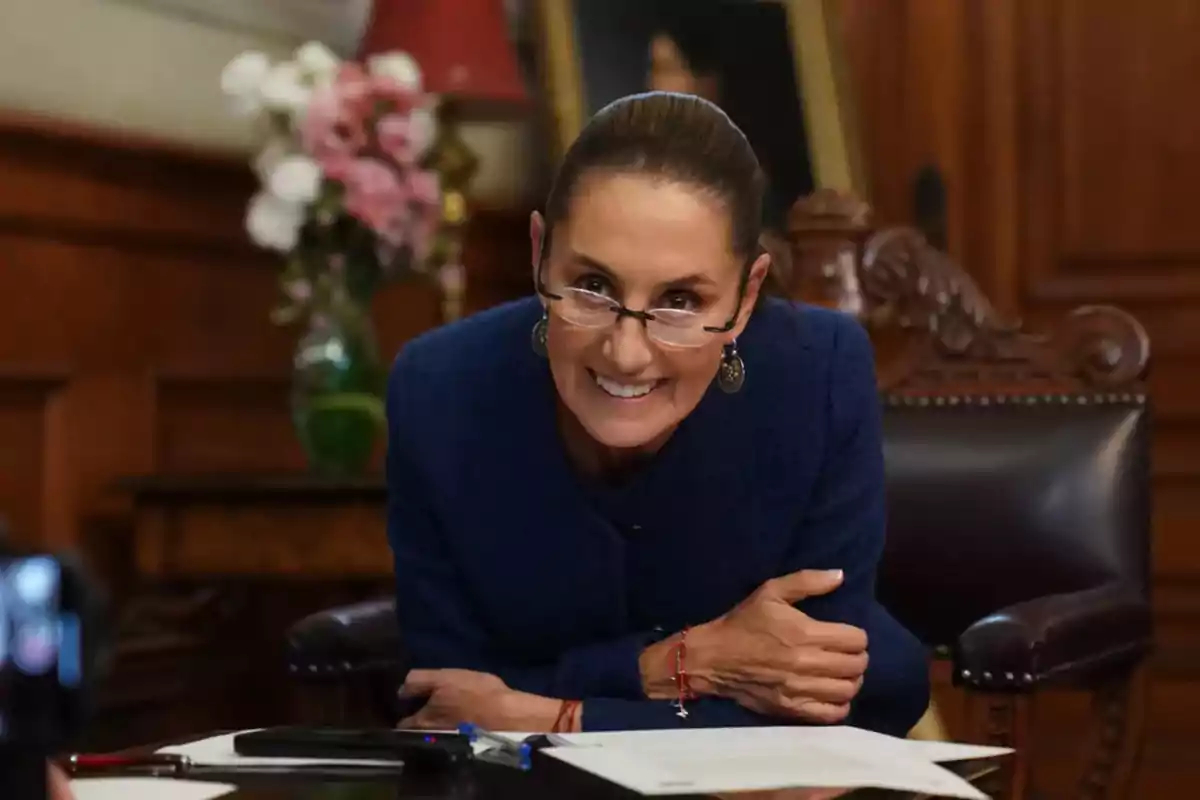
[360,0,528,106]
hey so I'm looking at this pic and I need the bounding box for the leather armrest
[286,598,404,679]
[954,583,1153,691]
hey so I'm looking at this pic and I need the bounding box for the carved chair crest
[787,190,1150,396]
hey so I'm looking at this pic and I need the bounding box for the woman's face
[648,34,718,102]
[531,172,767,453]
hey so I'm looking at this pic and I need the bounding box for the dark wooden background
[1,0,1197,794]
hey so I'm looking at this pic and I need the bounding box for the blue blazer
[386,296,929,736]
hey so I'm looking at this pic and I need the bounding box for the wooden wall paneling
[151,375,300,474]
[0,114,271,545]
[1020,0,1200,304]
[0,112,501,547]
[838,0,1022,317]
[0,370,69,548]
[461,205,535,314]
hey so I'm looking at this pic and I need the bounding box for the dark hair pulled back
[543,91,766,262]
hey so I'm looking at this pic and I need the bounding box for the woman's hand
[643,570,869,723]
[48,762,75,800]
[397,669,562,731]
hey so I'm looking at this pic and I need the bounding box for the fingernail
[828,569,844,581]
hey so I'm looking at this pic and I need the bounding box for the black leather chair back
[876,397,1151,647]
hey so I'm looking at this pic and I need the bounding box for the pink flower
[376,114,416,165]
[340,158,406,236]
[300,64,372,160]
[302,90,364,160]
[407,170,440,206]
[318,153,355,182]
[369,73,420,115]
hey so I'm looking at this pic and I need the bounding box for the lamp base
[423,96,478,323]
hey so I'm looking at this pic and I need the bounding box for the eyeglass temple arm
[702,257,755,334]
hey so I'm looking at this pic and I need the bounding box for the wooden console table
[92,474,392,750]
[120,474,391,580]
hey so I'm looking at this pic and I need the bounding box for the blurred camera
[0,554,85,747]
[0,520,105,798]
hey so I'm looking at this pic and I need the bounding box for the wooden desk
[94,475,392,751]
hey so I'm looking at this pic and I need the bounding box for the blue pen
[458,723,534,771]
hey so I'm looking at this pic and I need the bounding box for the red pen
[62,753,191,775]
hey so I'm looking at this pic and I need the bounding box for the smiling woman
[385,93,928,736]
[530,93,768,455]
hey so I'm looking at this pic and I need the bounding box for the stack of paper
[531,726,1010,798]
[70,779,235,800]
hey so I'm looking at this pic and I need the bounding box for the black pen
[62,752,407,777]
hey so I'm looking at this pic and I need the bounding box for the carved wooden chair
[787,190,1154,800]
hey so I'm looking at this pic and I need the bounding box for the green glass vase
[290,302,385,476]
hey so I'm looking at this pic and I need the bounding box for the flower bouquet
[222,41,442,475]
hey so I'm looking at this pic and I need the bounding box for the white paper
[71,778,235,800]
[537,726,1005,798]
[543,744,987,798]
[815,726,1013,763]
[551,725,1012,762]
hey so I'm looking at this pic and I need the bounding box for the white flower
[246,192,304,252]
[295,41,340,84]
[408,106,437,155]
[259,61,311,117]
[267,155,323,204]
[253,137,291,185]
[368,51,422,92]
[221,50,271,115]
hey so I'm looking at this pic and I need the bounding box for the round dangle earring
[531,309,549,357]
[716,340,745,394]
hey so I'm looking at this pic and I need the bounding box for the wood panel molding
[151,373,300,474]
[0,368,73,547]
[0,111,261,258]
[1019,0,1200,305]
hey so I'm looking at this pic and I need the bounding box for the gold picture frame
[532,0,866,198]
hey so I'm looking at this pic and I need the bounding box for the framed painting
[532,0,865,222]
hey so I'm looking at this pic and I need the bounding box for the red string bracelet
[672,628,695,719]
[552,699,581,733]
[567,700,582,732]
